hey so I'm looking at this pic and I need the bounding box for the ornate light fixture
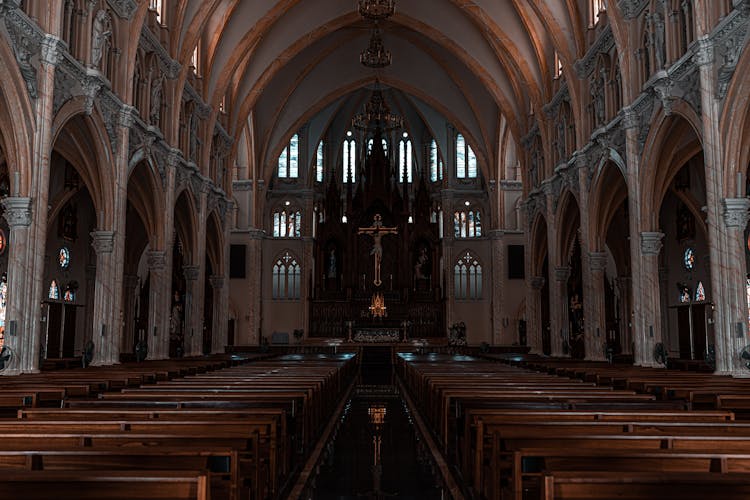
[352,88,404,131]
[360,29,391,69]
[358,0,395,21]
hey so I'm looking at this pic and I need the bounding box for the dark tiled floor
[312,387,444,499]
[312,348,444,499]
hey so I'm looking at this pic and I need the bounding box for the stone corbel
[531,276,546,290]
[722,197,750,229]
[1,197,31,227]
[589,252,608,271]
[147,250,166,270]
[90,231,115,254]
[652,72,675,116]
[183,265,199,282]
[554,266,571,283]
[640,231,665,255]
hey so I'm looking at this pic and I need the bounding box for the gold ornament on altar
[369,292,387,318]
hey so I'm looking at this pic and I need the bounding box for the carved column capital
[147,250,166,270]
[693,36,715,67]
[209,276,225,290]
[40,34,65,66]
[531,276,546,290]
[90,231,115,254]
[622,106,639,130]
[640,231,665,255]
[589,252,608,271]
[1,197,31,228]
[554,266,571,282]
[722,197,750,229]
[183,265,199,281]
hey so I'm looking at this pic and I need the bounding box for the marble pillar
[246,229,264,345]
[209,275,225,353]
[553,266,571,357]
[586,252,608,361]
[638,232,665,367]
[183,264,200,356]
[0,197,32,375]
[90,231,117,365]
[146,250,168,359]
[489,230,506,345]
[717,198,750,376]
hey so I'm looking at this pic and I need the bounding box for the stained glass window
[272,210,301,238]
[683,247,695,271]
[398,135,413,183]
[64,285,75,302]
[454,209,481,238]
[278,133,299,178]
[0,229,6,256]
[343,133,357,183]
[429,139,443,182]
[58,247,70,269]
[694,281,705,302]
[678,283,691,304]
[49,280,60,300]
[315,141,324,183]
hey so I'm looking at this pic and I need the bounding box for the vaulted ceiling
[171,0,588,179]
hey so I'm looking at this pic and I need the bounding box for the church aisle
[310,384,445,499]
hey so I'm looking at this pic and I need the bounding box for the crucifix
[358,214,398,287]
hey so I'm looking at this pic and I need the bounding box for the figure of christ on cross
[358,214,399,287]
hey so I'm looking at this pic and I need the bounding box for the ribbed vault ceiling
[172,0,586,177]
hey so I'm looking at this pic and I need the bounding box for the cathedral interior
[1,0,750,498]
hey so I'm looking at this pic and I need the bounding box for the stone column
[301,236,313,339]
[121,274,139,356]
[24,36,66,373]
[183,264,200,356]
[209,276,226,353]
[489,230,506,345]
[528,276,546,353]
[90,231,116,365]
[246,229,264,345]
[552,266,571,357]
[585,252,608,361]
[146,250,168,359]
[717,198,750,376]
[0,197,32,375]
[638,232,665,367]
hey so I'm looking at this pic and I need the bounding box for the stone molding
[1,197,31,227]
[640,232,665,255]
[90,231,115,254]
[722,197,750,228]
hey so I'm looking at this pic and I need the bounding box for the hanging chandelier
[358,0,395,21]
[360,29,391,68]
[352,88,404,131]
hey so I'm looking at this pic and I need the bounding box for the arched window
[454,252,482,300]
[272,208,302,238]
[456,133,477,179]
[554,51,563,79]
[367,137,388,155]
[454,207,482,238]
[398,133,413,183]
[49,280,60,300]
[430,139,443,182]
[278,133,299,179]
[695,281,706,302]
[272,251,301,300]
[315,141,324,183]
[150,0,163,22]
[591,0,606,25]
[343,132,357,183]
[191,45,199,75]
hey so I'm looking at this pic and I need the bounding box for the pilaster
[638,231,665,367]
[90,230,117,365]
[585,251,608,361]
